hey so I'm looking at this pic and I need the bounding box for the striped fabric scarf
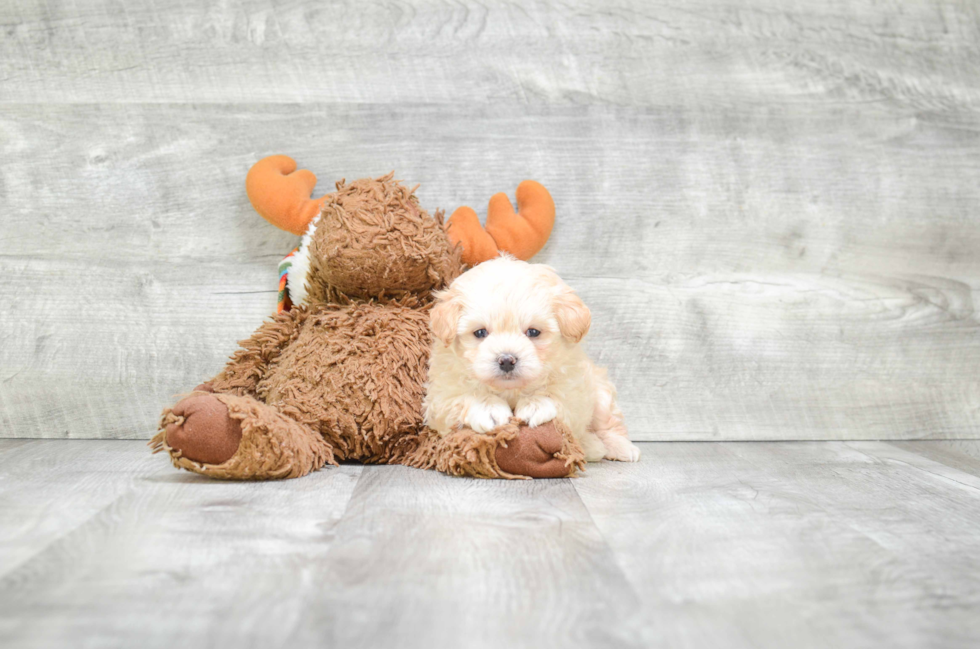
[277,246,300,313]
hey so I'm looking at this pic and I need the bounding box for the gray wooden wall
[2,0,979,441]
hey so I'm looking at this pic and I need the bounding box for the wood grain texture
[0,258,279,438]
[2,1,980,440]
[0,441,364,648]
[284,465,643,648]
[891,440,980,478]
[0,440,161,574]
[2,440,979,647]
[573,441,980,649]
[2,1,978,109]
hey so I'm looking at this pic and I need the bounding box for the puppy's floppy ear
[430,288,463,345]
[553,285,591,343]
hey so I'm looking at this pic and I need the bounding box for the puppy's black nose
[497,354,518,373]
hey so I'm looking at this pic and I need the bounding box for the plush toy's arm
[208,307,311,396]
[245,155,327,236]
[445,181,555,266]
[392,419,585,479]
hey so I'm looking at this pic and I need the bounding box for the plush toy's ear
[430,288,464,345]
[553,285,591,343]
[446,181,555,266]
[245,155,328,236]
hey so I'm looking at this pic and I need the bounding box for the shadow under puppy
[425,255,641,463]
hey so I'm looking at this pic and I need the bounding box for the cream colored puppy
[424,255,640,463]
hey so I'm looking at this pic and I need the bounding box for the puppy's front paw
[515,397,558,428]
[602,436,642,462]
[465,401,514,433]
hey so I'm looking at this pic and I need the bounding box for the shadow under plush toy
[150,155,585,480]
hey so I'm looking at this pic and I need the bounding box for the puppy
[424,255,640,463]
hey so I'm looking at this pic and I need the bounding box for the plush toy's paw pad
[165,394,242,465]
[466,402,514,433]
[515,397,558,428]
[495,421,571,479]
[602,436,642,462]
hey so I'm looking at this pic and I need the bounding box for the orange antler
[445,181,555,266]
[245,155,327,235]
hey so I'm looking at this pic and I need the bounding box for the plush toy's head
[245,155,555,307]
[300,174,462,303]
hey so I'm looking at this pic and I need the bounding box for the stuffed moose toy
[151,156,586,480]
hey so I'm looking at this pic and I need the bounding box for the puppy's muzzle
[497,354,518,373]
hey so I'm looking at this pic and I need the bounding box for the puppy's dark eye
[526,328,541,338]
[474,328,488,339]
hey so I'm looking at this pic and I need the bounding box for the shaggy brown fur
[307,175,461,304]
[152,173,584,480]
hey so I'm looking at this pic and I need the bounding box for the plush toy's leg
[150,392,335,480]
[494,420,586,478]
[394,419,585,479]
[206,307,310,398]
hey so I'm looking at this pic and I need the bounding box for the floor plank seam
[0,483,135,583]
[569,475,645,605]
[877,443,980,492]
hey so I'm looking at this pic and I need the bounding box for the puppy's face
[430,256,591,391]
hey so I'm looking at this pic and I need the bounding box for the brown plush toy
[150,156,584,480]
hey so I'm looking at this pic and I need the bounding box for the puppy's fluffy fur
[424,255,640,463]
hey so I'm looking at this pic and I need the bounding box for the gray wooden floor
[1,439,979,648]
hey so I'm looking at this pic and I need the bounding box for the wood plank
[3,101,979,439]
[4,440,980,647]
[572,441,980,648]
[0,439,34,453]
[0,452,639,649]
[0,440,161,575]
[845,441,980,491]
[0,440,363,648]
[0,258,278,439]
[890,440,980,479]
[284,465,643,648]
[5,102,980,273]
[1,0,978,111]
[587,274,980,439]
